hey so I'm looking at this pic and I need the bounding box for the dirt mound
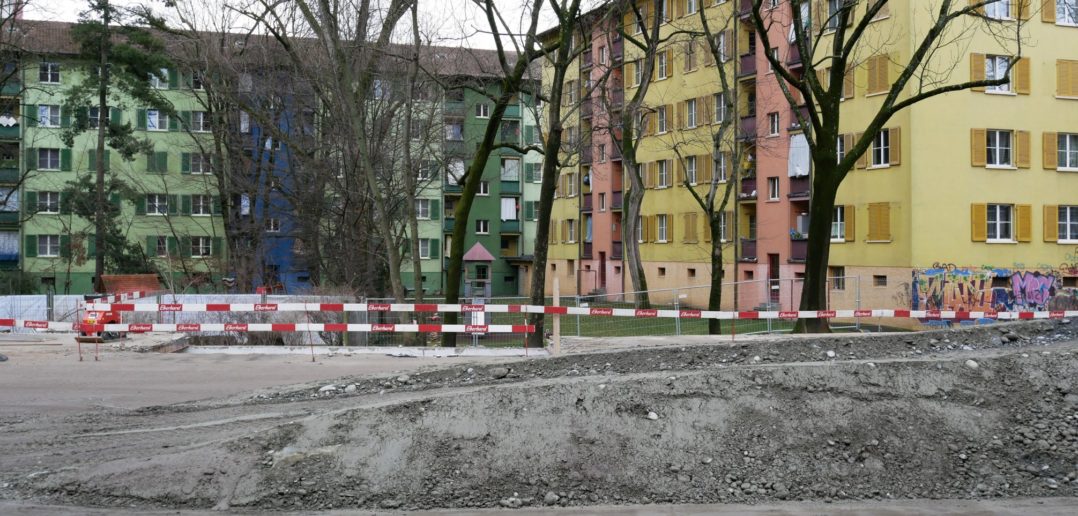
[11,321,1078,511]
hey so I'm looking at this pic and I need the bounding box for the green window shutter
[430,199,440,220]
[524,126,534,145]
[104,150,111,170]
[87,149,96,170]
[59,192,71,214]
[145,152,156,173]
[25,104,37,127]
[525,201,536,221]
[168,194,178,215]
[154,151,167,173]
[211,196,222,215]
[146,236,156,255]
[24,235,36,258]
[25,148,36,170]
[60,148,71,171]
[108,193,120,213]
[136,109,146,130]
[87,237,96,258]
[180,111,191,128]
[136,196,146,215]
[77,107,88,127]
[181,152,190,173]
[61,107,71,128]
[429,238,439,259]
[60,235,71,259]
[24,191,37,213]
[180,195,191,215]
[168,115,178,131]
[110,107,122,125]
[167,236,178,254]
[168,68,179,89]
[212,237,223,257]
[179,236,191,256]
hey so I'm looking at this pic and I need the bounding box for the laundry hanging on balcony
[788,134,811,177]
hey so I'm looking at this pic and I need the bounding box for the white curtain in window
[0,231,17,258]
[788,134,811,177]
[500,198,517,220]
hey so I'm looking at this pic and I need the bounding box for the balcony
[1,79,21,96]
[612,240,623,259]
[580,98,593,118]
[580,145,593,164]
[790,237,808,263]
[500,219,521,234]
[612,38,623,62]
[739,115,756,141]
[444,176,463,193]
[740,176,757,200]
[582,242,593,259]
[788,176,810,200]
[739,0,753,18]
[443,101,466,117]
[504,103,521,119]
[787,45,802,69]
[0,167,19,184]
[738,53,756,78]
[580,51,593,70]
[611,191,623,210]
[0,211,18,226]
[443,218,456,232]
[0,125,19,140]
[0,256,17,271]
[445,140,468,157]
[582,194,593,212]
[789,105,811,131]
[501,180,521,195]
[611,89,624,109]
[739,238,757,262]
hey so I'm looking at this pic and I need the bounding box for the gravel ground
[0,319,1076,513]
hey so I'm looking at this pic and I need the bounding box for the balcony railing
[739,238,757,262]
[739,115,756,140]
[612,240,623,259]
[0,125,19,140]
[580,51,593,69]
[503,103,521,119]
[581,145,593,164]
[611,191,623,210]
[738,53,756,77]
[0,167,19,184]
[739,0,753,18]
[501,180,521,195]
[788,176,810,199]
[787,45,802,69]
[611,89,624,109]
[740,176,757,199]
[0,257,17,271]
[612,38,624,61]
[443,101,466,117]
[444,175,463,192]
[582,242,593,259]
[0,211,17,225]
[790,237,808,263]
[444,140,468,157]
[580,98,593,118]
[443,218,455,232]
[500,219,521,233]
[582,194,593,212]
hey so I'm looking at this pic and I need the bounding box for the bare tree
[749,0,1025,332]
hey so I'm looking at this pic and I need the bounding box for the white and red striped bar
[81,303,1078,321]
[86,291,161,304]
[0,319,533,333]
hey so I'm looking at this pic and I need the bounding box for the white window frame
[826,0,842,31]
[634,60,643,86]
[718,32,728,62]
[636,215,644,243]
[475,103,490,118]
[476,219,490,234]
[416,198,431,219]
[147,194,168,216]
[686,156,697,184]
[657,159,669,188]
[871,130,891,167]
[713,93,726,123]
[986,203,1014,242]
[657,51,668,79]
[39,62,60,83]
[768,48,778,72]
[38,235,60,257]
[719,212,728,242]
[38,105,60,127]
[656,214,668,243]
[88,106,101,129]
[567,219,577,243]
[986,129,1013,168]
[686,98,697,128]
[837,135,846,162]
[419,238,432,259]
[687,0,698,15]
[191,236,212,257]
[155,236,168,257]
[191,195,212,216]
[657,105,668,133]
[599,46,608,65]
[1059,205,1078,242]
[191,111,210,132]
[985,0,1011,20]
[985,55,1012,93]
[598,192,607,212]
[1060,0,1078,26]
[190,153,211,175]
[478,181,490,196]
[598,144,607,163]
[149,68,169,89]
[831,206,846,242]
[768,112,780,136]
[38,149,60,171]
[38,191,60,214]
[266,218,281,233]
[715,152,728,182]
[1058,133,1078,170]
[239,111,251,133]
[767,177,780,200]
[147,110,169,132]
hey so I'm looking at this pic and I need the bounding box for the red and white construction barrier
[0,319,533,334]
[82,303,1078,321]
[88,291,160,304]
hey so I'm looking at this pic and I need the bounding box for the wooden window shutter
[970,204,988,241]
[866,203,890,241]
[649,162,660,188]
[867,58,879,94]
[675,0,685,18]
[698,96,711,124]
[724,211,733,241]
[1016,130,1031,168]
[843,134,854,160]
[1016,0,1032,20]
[845,205,856,242]
[676,158,685,187]
[1015,57,1031,95]
[878,55,891,93]
[641,215,650,242]
[855,133,867,168]
[1057,60,1078,97]
[889,127,901,166]
[561,219,568,243]
[683,40,692,72]
[970,128,987,166]
[1016,204,1033,242]
[702,214,712,243]
[842,67,854,99]
[703,41,715,66]
[647,111,657,135]
[1044,205,1059,242]
[550,219,558,243]
[1043,132,1058,169]
[1043,0,1056,23]
[697,154,711,183]
[677,101,686,129]
[811,0,824,34]
[970,53,986,92]
[650,215,659,243]
[969,0,985,15]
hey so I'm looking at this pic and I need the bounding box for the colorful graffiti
[912,266,1078,311]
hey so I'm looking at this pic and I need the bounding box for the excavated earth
[2,320,1078,512]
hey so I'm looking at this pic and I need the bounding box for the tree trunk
[622,173,649,307]
[793,168,837,333]
[707,214,723,334]
[92,4,110,293]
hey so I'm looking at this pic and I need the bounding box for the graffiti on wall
[912,265,1078,312]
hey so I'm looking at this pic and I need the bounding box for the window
[500,158,520,181]
[717,32,728,62]
[826,0,842,30]
[475,103,490,118]
[987,204,1013,241]
[1058,206,1078,241]
[190,195,211,216]
[657,51,668,79]
[191,236,212,257]
[686,99,697,128]
[829,266,846,290]
[986,129,1013,167]
[768,48,778,71]
[265,218,281,233]
[147,110,169,131]
[416,198,431,219]
[599,192,607,211]
[687,0,698,14]
[831,206,845,241]
[633,60,643,85]
[1058,133,1078,169]
[636,215,644,242]
[767,112,779,136]
[657,159,669,187]
[719,212,728,241]
[768,0,779,8]
[658,0,669,21]
[38,149,60,170]
[38,192,60,213]
[39,62,60,83]
[149,68,169,89]
[190,153,211,174]
[38,235,60,257]
[147,194,169,215]
[154,236,167,257]
[837,134,847,161]
[87,107,101,128]
[599,46,608,65]
[38,105,60,127]
[656,214,668,242]
[713,92,726,122]
[191,72,204,90]
[191,111,210,132]
[871,130,890,166]
[985,55,1011,93]
[1060,0,1078,25]
[874,275,888,287]
[419,238,432,259]
[657,105,668,133]
[685,40,696,71]
[686,156,697,184]
[714,152,727,182]
[239,112,251,133]
[598,144,607,162]
[566,219,577,242]
[634,9,645,34]
[478,181,489,196]
[985,0,1010,20]
[767,177,779,200]
[476,219,489,234]
[658,267,667,277]
[445,120,464,141]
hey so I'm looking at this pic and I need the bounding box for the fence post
[855,276,862,332]
[552,277,561,355]
[674,287,681,336]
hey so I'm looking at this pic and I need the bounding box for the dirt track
[1,320,1077,513]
